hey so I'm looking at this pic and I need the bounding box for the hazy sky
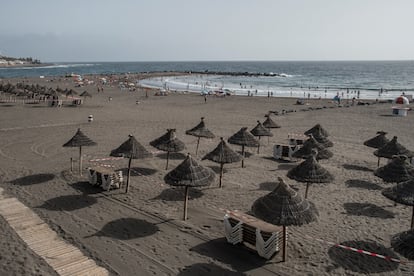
[1,0,414,62]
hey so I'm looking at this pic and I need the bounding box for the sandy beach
[1,74,414,275]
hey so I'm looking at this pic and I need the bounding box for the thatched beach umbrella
[228,127,259,168]
[382,178,414,229]
[110,135,152,193]
[374,136,414,167]
[150,129,186,170]
[304,123,330,137]
[66,89,78,97]
[310,128,333,148]
[202,137,242,188]
[287,149,334,198]
[251,177,318,262]
[251,120,273,154]
[292,134,333,160]
[164,154,215,220]
[374,155,414,184]
[391,229,414,259]
[363,131,390,149]
[63,128,96,176]
[263,114,280,144]
[80,91,92,98]
[185,117,215,156]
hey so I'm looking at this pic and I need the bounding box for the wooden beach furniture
[288,133,308,146]
[392,106,410,117]
[87,167,123,191]
[224,210,283,259]
[273,144,299,161]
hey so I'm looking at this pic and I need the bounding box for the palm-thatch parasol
[164,154,215,220]
[391,229,414,259]
[185,117,215,156]
[382,178,414,229]
[202,137,242,188]
[374,155,414,184]
[363,131,390,149]
[80,91,92,98]
[374,136,414,167]
[250,120,273,154]
[292,134,333,160]
[310,128,333,148]
[304,123,330,137]
[251,177,318,262]
[228,127,259,168]
[110,135,152,193]
[63,128,97,176]
[287,149,334,198]
[66,89,78,97]
[263,114,280,144]
[150,129,186,170]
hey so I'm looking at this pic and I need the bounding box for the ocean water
[1,61,413,100]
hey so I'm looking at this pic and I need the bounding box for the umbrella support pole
[411,206,414,229]
[377,157,380,167]
[70,158,73,172]
[195,137,200,156]
[79,146,82,176]
[183,186,189,220]
[305,182,310,199]
[241,145,245,168]
[219,163,224,188]
[282,225,287,262]
[126,157,132,193]
[257,137,261,154]
[166,151,170,170]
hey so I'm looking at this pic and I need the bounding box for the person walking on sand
[204,94,207,103]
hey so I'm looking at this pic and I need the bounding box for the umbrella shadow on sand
[190,238,268,272]
[343,164,373,172]
[117,167,158,177]
[343,202,395,218]
[151,188,204,201]
[207,165,229,174]
[178,263,245,276]
[10,173,55,186]
[327,240,399,273]
[256,181,300,192]
[86,218,159,240]
[70,181,104,195]
[38,194,97,211]
[345,179,383,191]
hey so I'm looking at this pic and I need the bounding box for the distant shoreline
[0,63,54,68]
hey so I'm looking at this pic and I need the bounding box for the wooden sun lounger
[273,144,299,161]
[87,167,123,191]
[224,210,283,259]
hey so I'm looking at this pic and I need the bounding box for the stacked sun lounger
[87,167,123,191]
[273,144,299,161]
[288,133,308,146]
[224,210,283,259]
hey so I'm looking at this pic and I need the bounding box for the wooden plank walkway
[0,188,110,276]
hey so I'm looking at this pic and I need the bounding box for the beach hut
[110,135,152,193]
[63,128,97,176]
[164,154,215,220]
[202,137,242,188]
[185,117,215,156]
[391,229,414,260]
[250,120,273,154]
[363,131,390,149]
[304,123,330,137]
[292,134,333,160]
[287,149,334,199]
[150,129,186,170]
[251,177,318,262]
[382,178,414,229]
[374,155,414,184]
[374,136,414,167]
[228,127,259,168]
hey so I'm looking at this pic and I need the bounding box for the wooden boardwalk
[0,188,110,276]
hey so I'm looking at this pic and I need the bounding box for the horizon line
[46,59,414,63]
